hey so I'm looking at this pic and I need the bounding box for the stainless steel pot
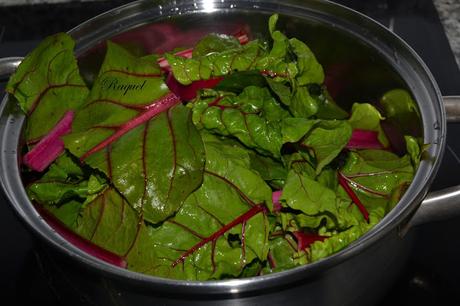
[1,1,460,305]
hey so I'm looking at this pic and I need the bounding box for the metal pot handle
[0,57,23,82]
[410,96,460,227]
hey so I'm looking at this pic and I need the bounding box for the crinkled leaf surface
[308,207,385,262]
[192,33,242,57]
[63,42,205,223]
[191,86,290,158]
[167,14,324,89]
[6,33,89,144]
[27,153,104,205]
[133,134,271,280]
[166,40,264,85]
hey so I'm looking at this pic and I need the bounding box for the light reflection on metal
[202,0,216,13]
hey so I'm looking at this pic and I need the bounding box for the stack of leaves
[7,14,423,280]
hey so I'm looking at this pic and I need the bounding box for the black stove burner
[1,0,460,305]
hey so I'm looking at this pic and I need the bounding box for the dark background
[1,0,460,305]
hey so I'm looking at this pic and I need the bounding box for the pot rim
[0,0,446,296]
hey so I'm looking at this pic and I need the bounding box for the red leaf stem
[80,92,180,161]
[346,129,384,149]
[272,190,282,212]
[340,172,389,198]
[172,204,267,267]
[292,231,327,251]
[23,111,74,172]
[337,171,370,222]
[267,251,276,269]
[35,204,127,268]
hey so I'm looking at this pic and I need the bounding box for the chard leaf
[135,135,271,280]
[41,185,157,265]
[214,71,267,93]
[63,42,205,224]
[290,86,319,118]
[193,33,242,57]
[280,170,339,219]
[286,152,316,178]
[339,150,415,210]
[266,79,319,119]
[300,120,352,174]
[281,118,318,143]
[71,188,143,256]
[266,78,292,105]
[309,86,348,120]
[265,234,303,273]
[166,40,264,85]
[27,153,105,207]
[168,14,324,91]
[6,33,89,144]
[348,103,389,147]
[46,200,82,227]
[191,86,289,158]
[289,38,324,85]
[405,135,423,169]
[249,152,288,189]
[380,89,421,136]
[308,207,385,262]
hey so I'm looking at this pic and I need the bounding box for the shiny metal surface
[0,57,22,81]
[0,0,455,305]
[412,185,460,227]
[444,96,460,122]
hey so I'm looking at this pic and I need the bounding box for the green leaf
[133,136,271,280]
[191,86,290,158]
[64,42,205,224]
[301,120,352,174]
[214,71,267,93]
[285,152,316,178]
[290,86,319,118]
[46,200,82,227]
[27,153,105,207]
[166,40,264,85]
[310,86,348,120]
[380,89,421,135]
[340,150,415,211]
[348,103,389,147]
[280,170,338,218]
[168,14,324,91]
[289,38,324,85]
[72,188,142,256]
[248,152,288,189]
[405,135,422,169]
[6,33,89,144]
[264,234,304,273]
[281,118,318,144]
[308,207,385,262]
[193,33,241,57]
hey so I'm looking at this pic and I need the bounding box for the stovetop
[1,0,460,305]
